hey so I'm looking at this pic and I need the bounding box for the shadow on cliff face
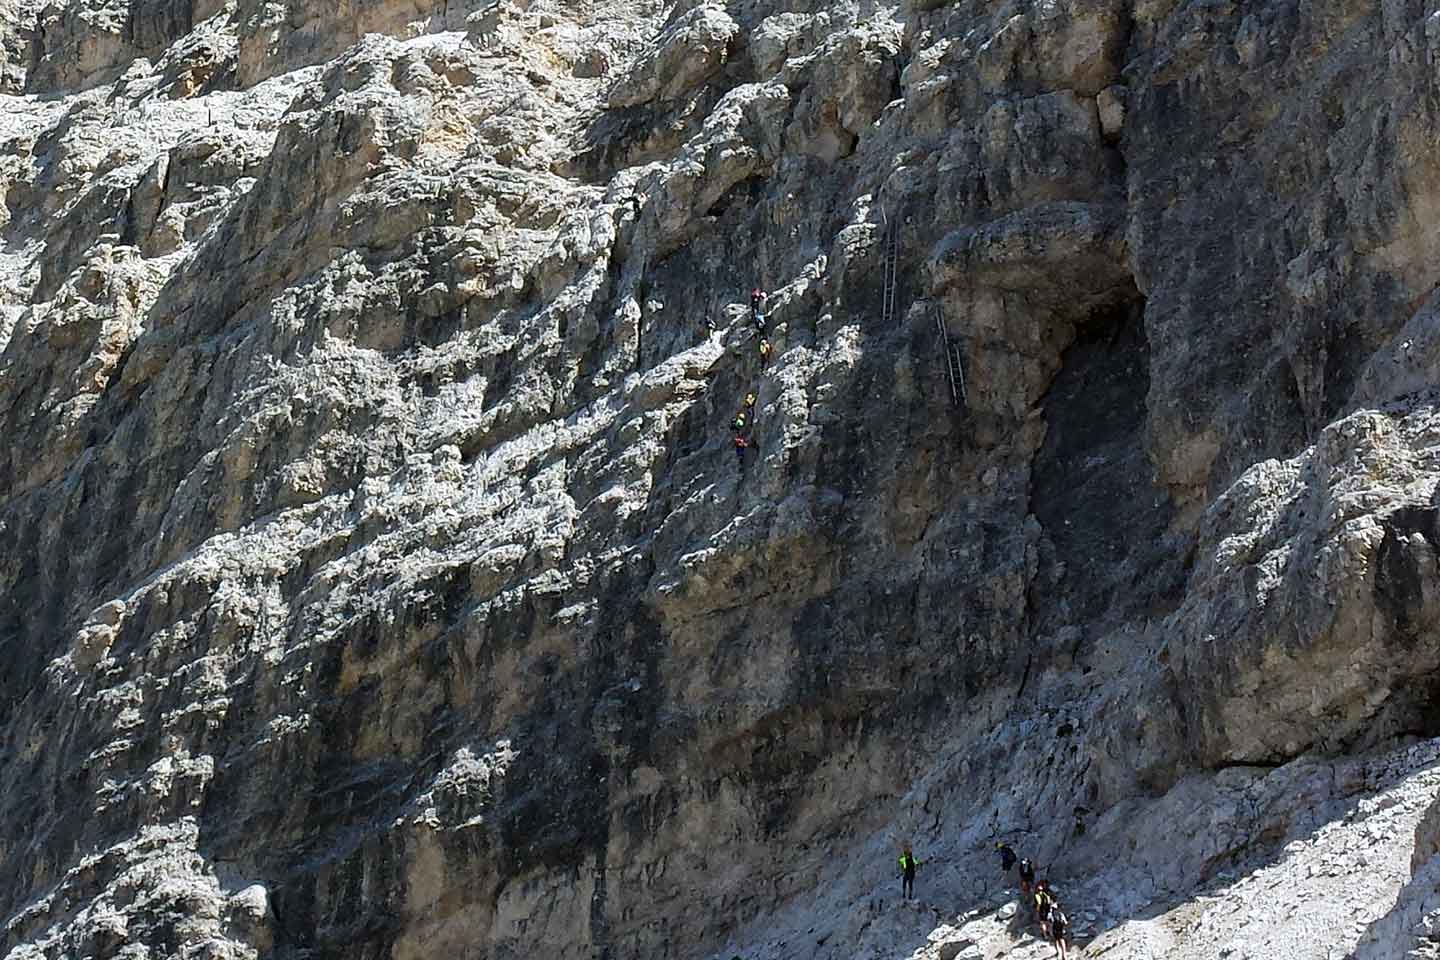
[1371,505,1440,741]
[1030,289,1183,641]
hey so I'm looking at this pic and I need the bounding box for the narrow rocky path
[886,740,1440,960]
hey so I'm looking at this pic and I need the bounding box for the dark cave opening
[1029,289,1180,636]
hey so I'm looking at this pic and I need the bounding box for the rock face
[4,1,1440,959]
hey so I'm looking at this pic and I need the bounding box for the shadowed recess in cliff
[1373,505,1440,740]
[1029,288,1180,637]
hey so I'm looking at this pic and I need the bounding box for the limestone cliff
[4,1,1440,959]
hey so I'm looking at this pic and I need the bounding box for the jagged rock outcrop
[5,1,1440,959]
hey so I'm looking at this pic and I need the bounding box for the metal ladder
[935,307,966,408]
[879,206,901,328]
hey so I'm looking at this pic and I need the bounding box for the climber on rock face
[898,843,920,900]
[758,338,773,364]
[732,412,747,432]
[744,392,756,409]
[734,434,748,465]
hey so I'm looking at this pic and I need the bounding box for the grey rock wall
[4,1,1440,959]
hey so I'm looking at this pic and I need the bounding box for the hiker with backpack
[995,841,1017,885]
[897,843,921,900]
[1046,900,1070,959]
[1033,879,1055,936]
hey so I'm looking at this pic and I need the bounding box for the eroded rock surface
[4,1,1440,959]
